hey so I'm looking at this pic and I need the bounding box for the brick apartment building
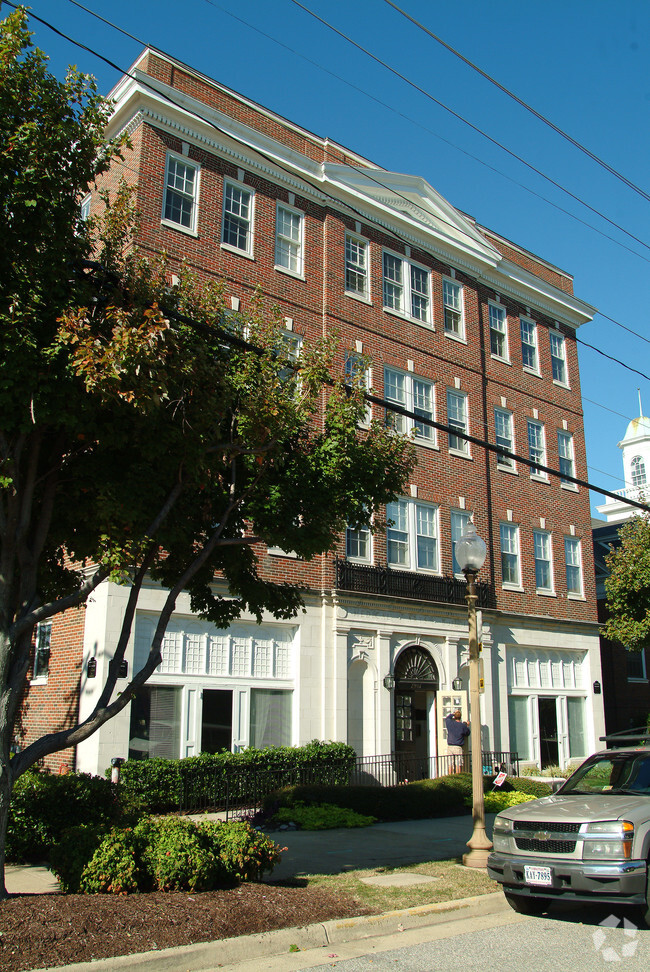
[22,48,604,775]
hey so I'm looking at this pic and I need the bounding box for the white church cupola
[597,392,650,523]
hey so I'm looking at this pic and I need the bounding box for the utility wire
[383,0,650,206]
[15,5,650,390]
[289,0,650,256]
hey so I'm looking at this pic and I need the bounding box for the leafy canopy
[603,513,650,650]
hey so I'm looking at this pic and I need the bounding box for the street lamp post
[455,522,492,869]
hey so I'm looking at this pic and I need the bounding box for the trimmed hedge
[262,774,551,823]
[118,740,357,813]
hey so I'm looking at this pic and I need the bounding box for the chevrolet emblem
[534,831,552,841]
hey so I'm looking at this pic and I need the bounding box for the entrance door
[201,689,233,753]
[538,697,559,768]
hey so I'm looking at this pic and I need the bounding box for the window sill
[444,330,467,345]
[161,218,198,238]
[347,557,372,566]
[536,590,557,597]
[530,474,550,484]
[497,464,518,475]
[268,548,299,559]
[221,242,255,261]
[627,677,648,684]
[560,482,579,493]
[490,353,511,366]
[275,265,305,281]
[502,583,524,593]
[567,592,585,601]
[414,437,439,451]
[449,447,472,460]
[383,306,434,330]
[523,366,543,379]
[30,677,48,686]
[552,378,571,391]
[345,290,372,306]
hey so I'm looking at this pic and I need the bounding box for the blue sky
[20,0,650,515]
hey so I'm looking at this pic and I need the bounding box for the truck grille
[515,837,577,853]
[513,820,581,834]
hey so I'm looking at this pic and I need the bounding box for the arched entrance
[393,646,439,775]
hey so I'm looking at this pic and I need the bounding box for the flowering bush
[214,820,284,882]
[79,827,145,894]
[139,817,225,892]
[479,791,537,813]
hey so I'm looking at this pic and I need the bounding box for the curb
[38,891,506,972]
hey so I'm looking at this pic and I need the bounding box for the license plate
[524,865,552,887]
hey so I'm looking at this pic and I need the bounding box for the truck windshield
[562,754,650,795]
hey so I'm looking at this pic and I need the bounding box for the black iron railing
[336,559,496,608]
[178,750,519,816]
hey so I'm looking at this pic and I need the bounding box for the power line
[289,0,650,257]
[383,0,650,206]
[15,4,650,391]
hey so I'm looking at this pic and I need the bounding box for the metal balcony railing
[336,559,496,608]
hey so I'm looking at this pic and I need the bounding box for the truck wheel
[504,891,549,915]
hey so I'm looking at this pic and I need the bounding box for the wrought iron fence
[178,750,519,817]
[335,559,496,608]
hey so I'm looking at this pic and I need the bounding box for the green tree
[603,513,650,649]
[0,10,414,897]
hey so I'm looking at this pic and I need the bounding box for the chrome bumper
[487,852,647,904]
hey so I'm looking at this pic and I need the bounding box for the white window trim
[520,315,540,375]
[626,649,647,683]
[500,522,522,590]
[31,620,52,684]
[488,301,510,362]
[564,536,584,599]
[381,249,433,328]
[451,509,471,577]
[447,388,470,458]
[387,498,441,574]
[558,429,578,492]
[533,529,555,595]
[344,231,371,302]
[274,201,304,278]
[162,152,200,236]
[442,276,465,341]
[346,520,373,564]
[550,330,570,387]
[221,177,255,259]
[494,406,516,472]
[384,366,437,448]
[346,352,372,427]
[527,418,548,481]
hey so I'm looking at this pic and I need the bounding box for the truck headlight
[582,820,634,860]
[493,816,514,834]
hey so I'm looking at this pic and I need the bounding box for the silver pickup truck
[487,741,650,926]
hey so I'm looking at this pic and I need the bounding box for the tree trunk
[0,762,12,900]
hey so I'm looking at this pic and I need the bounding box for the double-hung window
[382,251,431,324]
[387,499,439,572]
[222,180,254,255]
[277,329,302,384]
[527,419,547,478]
[345,353,371,426]
[443,278,463,337]
[346,521,372,563]
[520,316,538,372]
[564,537,583,595]
[163,154,199,231]
[345,233,369,298]
[384,368,435,444]
[447,389,469,455]
[533,530,553,593]
[275,204,303,275]
[494,408,515,470]
[33,620,52,681]
[489,303,508,360]
[550,331,568,384]
[500,523,521,587]
[558,431,575,485]
[451,510,471,576]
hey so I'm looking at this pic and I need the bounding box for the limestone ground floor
[66,579,605,778]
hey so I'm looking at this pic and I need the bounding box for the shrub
[49,824,108,893]
[7,770,119,863]
[80,827,146,895]
[508,777,552,798]
[215,820,284,882]
[478,791,537,813]
[139,817,225,892]
[274,802,376,830]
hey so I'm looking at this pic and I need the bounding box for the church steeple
[596,394,650,523]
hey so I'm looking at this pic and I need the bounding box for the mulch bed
[0,884,374,972]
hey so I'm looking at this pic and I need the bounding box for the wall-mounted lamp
[383,673,395,690]
[87,657,97,678]
[452,676,463,691]
[593,680,601,695]
[118,660,128,678]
